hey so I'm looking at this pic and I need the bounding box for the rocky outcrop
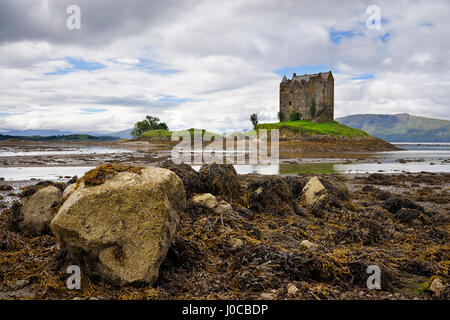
[247,175,299,216]
[199,163,241,202]
[50,166,185,286]
[19,186,62,235]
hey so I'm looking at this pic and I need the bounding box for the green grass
[141,128,222,139]
[256,120,369,138]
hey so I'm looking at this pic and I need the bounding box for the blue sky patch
[136,59,179,75]
[329,29,363,44]
[274,64,333,77]
[46,58,106,75]
[379,32,390,43]
[159,96,189,104]
[352,74,375,80]
[81,108,107,114]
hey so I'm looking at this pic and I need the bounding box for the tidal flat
[0,140,448,300]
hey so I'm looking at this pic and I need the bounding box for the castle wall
[279,73,334,123]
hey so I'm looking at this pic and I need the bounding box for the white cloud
[0,0,449,134]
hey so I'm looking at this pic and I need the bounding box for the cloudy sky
[0,0,449,134]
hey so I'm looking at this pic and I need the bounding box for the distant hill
[0,129,104,137]
[0,134,120,141]
[336,113,450,142]
[106,128,133,139]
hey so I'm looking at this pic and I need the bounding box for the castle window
[289,101,291,106]
[290,90,293,94]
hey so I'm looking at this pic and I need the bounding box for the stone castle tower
[279,71,334,123]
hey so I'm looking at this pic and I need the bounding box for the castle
[279,71,334,123]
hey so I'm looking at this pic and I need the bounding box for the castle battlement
[279,71,334,123]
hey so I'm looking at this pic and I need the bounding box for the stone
[287,283,298,295]
[19,186,62,235]
[62,183,76,198]
[430,278,445,297]
[50,167,186,286]
[259,292,276,300]
[191,193,233,215]
[229,238,244,250]
[301,240,317,250]
[0,184,13,191]
[302,177,327,206]
[215,200,233,215]
[12,279,29,290]
[192,193,219,209]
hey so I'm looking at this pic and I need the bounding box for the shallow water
[0,166,95,181]
[0,146,132,157]
[0,143,448,180]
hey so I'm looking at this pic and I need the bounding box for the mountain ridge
[336,113,450,142]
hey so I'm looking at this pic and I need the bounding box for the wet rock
[229,238,244,250]
[287,283,298,295]
[160,160,203,197]
[191,193,233,216]
[19,186,62,235]
[247,175,298,215]
[50,167,185,286]
[199,163,241,202]
[62,183,76,198]
[259,291,276,300]
[302,177,327,206]
[301,240,318,250]
[19,180,65,198]
[0,184,13,191]
[192,193,219,209]
[0,288,35,299]
[430,278,445,297]
[303,176,350,208]
[382,197,424,214]
[12,279,29,290]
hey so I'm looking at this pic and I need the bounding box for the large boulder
[50,167,186,286]
[19,186,62,235]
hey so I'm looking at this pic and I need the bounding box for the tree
[310,99,316,119]
[250,114,258,130]
[277,111,284,122]
[131,115,169,137]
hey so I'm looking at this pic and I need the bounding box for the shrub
[289,111,300,121]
